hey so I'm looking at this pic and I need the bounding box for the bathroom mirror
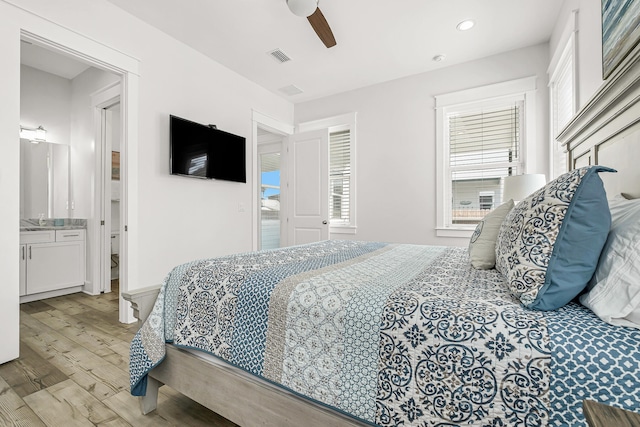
[20,139,70,219]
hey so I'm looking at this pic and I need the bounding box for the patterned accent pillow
[495,166,614,310]
[468,199,514,269]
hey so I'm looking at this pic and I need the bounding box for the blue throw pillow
[495,166,615,310]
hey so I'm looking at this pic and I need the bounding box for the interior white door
[101,103,121,293]
[286,129,329,245]
[93,82,126,295]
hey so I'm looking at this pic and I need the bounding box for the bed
[124,45,640,427]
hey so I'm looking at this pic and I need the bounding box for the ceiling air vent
[278,85,304,96]
[268,48,291,64]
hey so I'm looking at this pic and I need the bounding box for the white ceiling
[104,0,565,103]
[20,1,566,102]
[21,40,91,80]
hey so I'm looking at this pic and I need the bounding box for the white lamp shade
[502,174,547,202]
[287,0,318,17]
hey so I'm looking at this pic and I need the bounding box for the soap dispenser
[38,213,46,226]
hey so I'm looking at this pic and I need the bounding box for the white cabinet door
[26,241,85,294]
[286,129,329,246]
[19,245,27,297]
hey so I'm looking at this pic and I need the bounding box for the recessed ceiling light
[433,54,446,62]
[456,20,475,31]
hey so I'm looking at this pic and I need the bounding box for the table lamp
[502,174,547,203]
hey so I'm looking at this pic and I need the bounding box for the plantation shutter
[329,129,350,223]
[554,54,573,133]
[551,41,573,179]
[448,104,522,225]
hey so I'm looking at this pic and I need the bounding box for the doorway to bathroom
[19,28,139,324]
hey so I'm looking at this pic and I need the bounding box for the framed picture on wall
[112,151,120,180]
[602,0,640,79]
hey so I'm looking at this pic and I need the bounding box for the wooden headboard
[558,42,640,199]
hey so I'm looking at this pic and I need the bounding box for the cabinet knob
[322,220,328,225]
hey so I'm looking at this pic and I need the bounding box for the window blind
[448,104,522,225]
[329,129,350,223]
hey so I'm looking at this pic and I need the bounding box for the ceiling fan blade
[307,7,336,48]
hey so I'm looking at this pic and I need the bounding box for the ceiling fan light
[287,0,318,17]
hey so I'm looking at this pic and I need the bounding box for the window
[549,12,577,179]
[188,153,207,177]
[329,129,351,225]
[448,101,522,225]
[298,113,357,234]
[435,77,537,237]
[478,192,495,210]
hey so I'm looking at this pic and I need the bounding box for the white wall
[0,0,293,359]
[70,67,120,220]
[0,11,21,363]
[295,43,550,247]
[20,65,71,145]
[550,0,604,111]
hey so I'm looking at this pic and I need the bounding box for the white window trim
[435,76,537,237]
[548,10,578,179]
[298,112,357,234]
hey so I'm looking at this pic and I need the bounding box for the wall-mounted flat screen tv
[170,115,246,183]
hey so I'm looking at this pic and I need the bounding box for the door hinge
[125,225,128,232]
[101,220,105,226]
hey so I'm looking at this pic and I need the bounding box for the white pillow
[580,196,640,329]
[468,199,514,270]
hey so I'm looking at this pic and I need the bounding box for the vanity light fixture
[456,19,475,31]
[20,125,47,143]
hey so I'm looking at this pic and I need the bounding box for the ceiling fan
[286,0,337,48]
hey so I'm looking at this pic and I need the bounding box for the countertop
[20,226,86,231]
[21,218,87,231]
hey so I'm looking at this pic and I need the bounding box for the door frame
[91,83,120,297]
[251,110,293,251]
[20,26,140,324]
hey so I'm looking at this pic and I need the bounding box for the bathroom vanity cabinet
[20,229,86,302]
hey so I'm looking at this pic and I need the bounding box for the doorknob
[322,220,328,225]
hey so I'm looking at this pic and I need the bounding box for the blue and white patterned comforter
[129,240,640,426]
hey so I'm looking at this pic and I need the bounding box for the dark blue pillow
[495,166,615,310]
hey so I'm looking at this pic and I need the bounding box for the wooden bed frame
[122,42,640,427]
[122,286,370,427]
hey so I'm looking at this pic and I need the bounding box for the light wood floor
[0,281,238,426]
